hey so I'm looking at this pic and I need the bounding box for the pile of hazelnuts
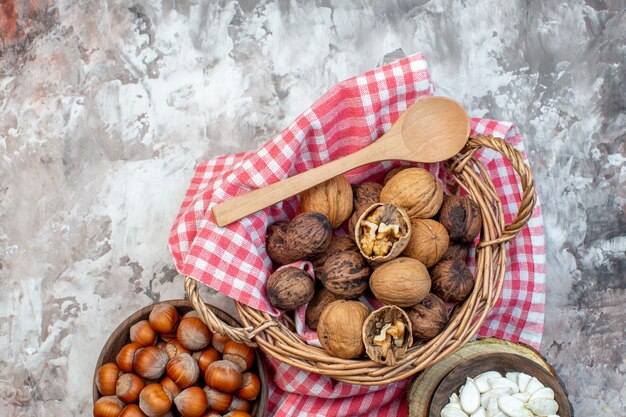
[93,304,261,417]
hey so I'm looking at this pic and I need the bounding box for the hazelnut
[379,167,443,218]
[305,288,342,330]
[177,316,212,351]
[266,267,315,311]
[299,175,353,228]
[311,236,358,273]
[403,219,449,268]
[318,250,371,299]
[204,360,243,393]
[431,258,474,302]
[93,396,125,417]
[285,212,332,259]
[438,195,482,242]
[441,241,469,262]
[383,166,411,184]
[317,300,370,359]
[406,293,449,340]
[265,221,295,265]
[354,203,411,263]
[362,306,413,365]
[95,362,121,396]
[369,257,431,307]
[352,182,383,211]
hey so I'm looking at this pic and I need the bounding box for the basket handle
[185,277,269,346]
[451,134,537,246]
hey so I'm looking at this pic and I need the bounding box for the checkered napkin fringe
[169,53,545,417]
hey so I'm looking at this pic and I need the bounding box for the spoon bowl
[212,96,470,226]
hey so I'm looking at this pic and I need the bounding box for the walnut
[311,236,358,273]
[430,258,474,303]
[406,293,449,340]
[369,257,431,307]
[305,288,342,330]
[266,267,315,310]
[352,182,383,211]
[383,166,411,185]
[354,203,411,263]
[299,175,353,228]
[403,219,449,268]
[317,300,370,359]
[362,306,413,365]
[441,241,469,262]
[285,212,332,259]
[266,221,296,265]
[379,167,443,218]
[318,250,371,299]
[438,195,482,242]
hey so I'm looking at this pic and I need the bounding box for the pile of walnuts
[264,168,482,365]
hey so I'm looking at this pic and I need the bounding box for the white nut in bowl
[505,372,520,385]
[480,387,513,409]
[512,392,531,403]
[525,377,545,395]
[470,408,486,417]
[488,377,520,393]
[526,398,559,416]
[485,398,500,417]
[497,395,528,417]
[449,393,461,406]
[441,404,469,417]
[517,373,532,392]
[475,371,502,393]
[459,378,481,414]
[529,387,555,402]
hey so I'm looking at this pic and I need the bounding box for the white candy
[460,378,481,414]
[526,398,559,416]
[529,387,555,402]
[517,373,532,393]
[525,377,545,395]
[441,404,469,417]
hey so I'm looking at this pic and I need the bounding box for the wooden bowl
[429,352,572,417]
[93,299,268,417]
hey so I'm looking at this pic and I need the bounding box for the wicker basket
[185,134,536,386]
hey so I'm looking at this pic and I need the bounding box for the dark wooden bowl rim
[92,299,268,417]
[429,352,573,417]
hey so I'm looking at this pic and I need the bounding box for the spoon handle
[211,138,399,227]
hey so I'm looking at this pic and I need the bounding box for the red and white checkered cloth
[169,53,545,417]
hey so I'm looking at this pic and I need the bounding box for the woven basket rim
[186,134,537,385]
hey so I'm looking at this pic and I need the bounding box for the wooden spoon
[212,96,470,227]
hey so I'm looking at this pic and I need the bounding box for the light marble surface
[0,0,624,415]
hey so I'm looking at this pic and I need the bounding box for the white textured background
[0,1,624,415]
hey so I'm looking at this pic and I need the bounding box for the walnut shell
[317,300,370,359]
[383,166,411,185]
[354,203,411,263]
[430,258,474,302]
[369,257,431,307]
[299,176,353,228]
[406,293,449,340]
[438,195,482,242]
[319,250,371,299]
[362,306,413,365]
[305,288,342,330]
[311,236,359,272]
[285,212,332,259]
[266,267,315,310]
[266,221,296,265]
[379,168,443,218]
[352,182,383,211]
[403,219,449,268]
[441,241,469,262]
